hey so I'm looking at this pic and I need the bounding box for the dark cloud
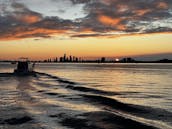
[70,0,92,4]
[145,27,172,34]
[79,0,172,34]
[0,2,77,40]
[11,3,43,24]
[0,0,172,40]
[71,33,112,38]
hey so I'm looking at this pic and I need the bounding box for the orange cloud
[157,2,168,9]
[80,28,94,33]
[21,15,41,24]
[98,15,122,26]
[117,4,129,12]
[0,27,67,41]
[117,24,126,30]
[14,14,42,24]
[98,15,126,30]
[0,0,171,41]
[135,9,151,16]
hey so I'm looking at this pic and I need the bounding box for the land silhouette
[1,54,172,63]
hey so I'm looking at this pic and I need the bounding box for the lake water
[0,63,172,129]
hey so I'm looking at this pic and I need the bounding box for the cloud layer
[0,0,172,40]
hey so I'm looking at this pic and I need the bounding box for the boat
[13,58,36,76]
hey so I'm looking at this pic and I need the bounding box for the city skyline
[0,0,172,60]
[1,53,172,63]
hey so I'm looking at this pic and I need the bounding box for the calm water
[0,63,172,129]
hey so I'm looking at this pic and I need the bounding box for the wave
[36,72,77,85]
[58,111,159,129]
[0,71,172,129]
[0,73,13,77]
[0,116,33,125]
[82,94,172,123]
[36,72,120,96]
[36,72,172,128]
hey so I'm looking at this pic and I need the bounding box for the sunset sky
[0,0,172,60]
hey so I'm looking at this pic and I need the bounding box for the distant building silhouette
[101,57,106,63]
[121,57,135,63]
[69,55,72,62]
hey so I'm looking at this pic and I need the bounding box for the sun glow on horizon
[0,0,172,60]
[0,33,172,60]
